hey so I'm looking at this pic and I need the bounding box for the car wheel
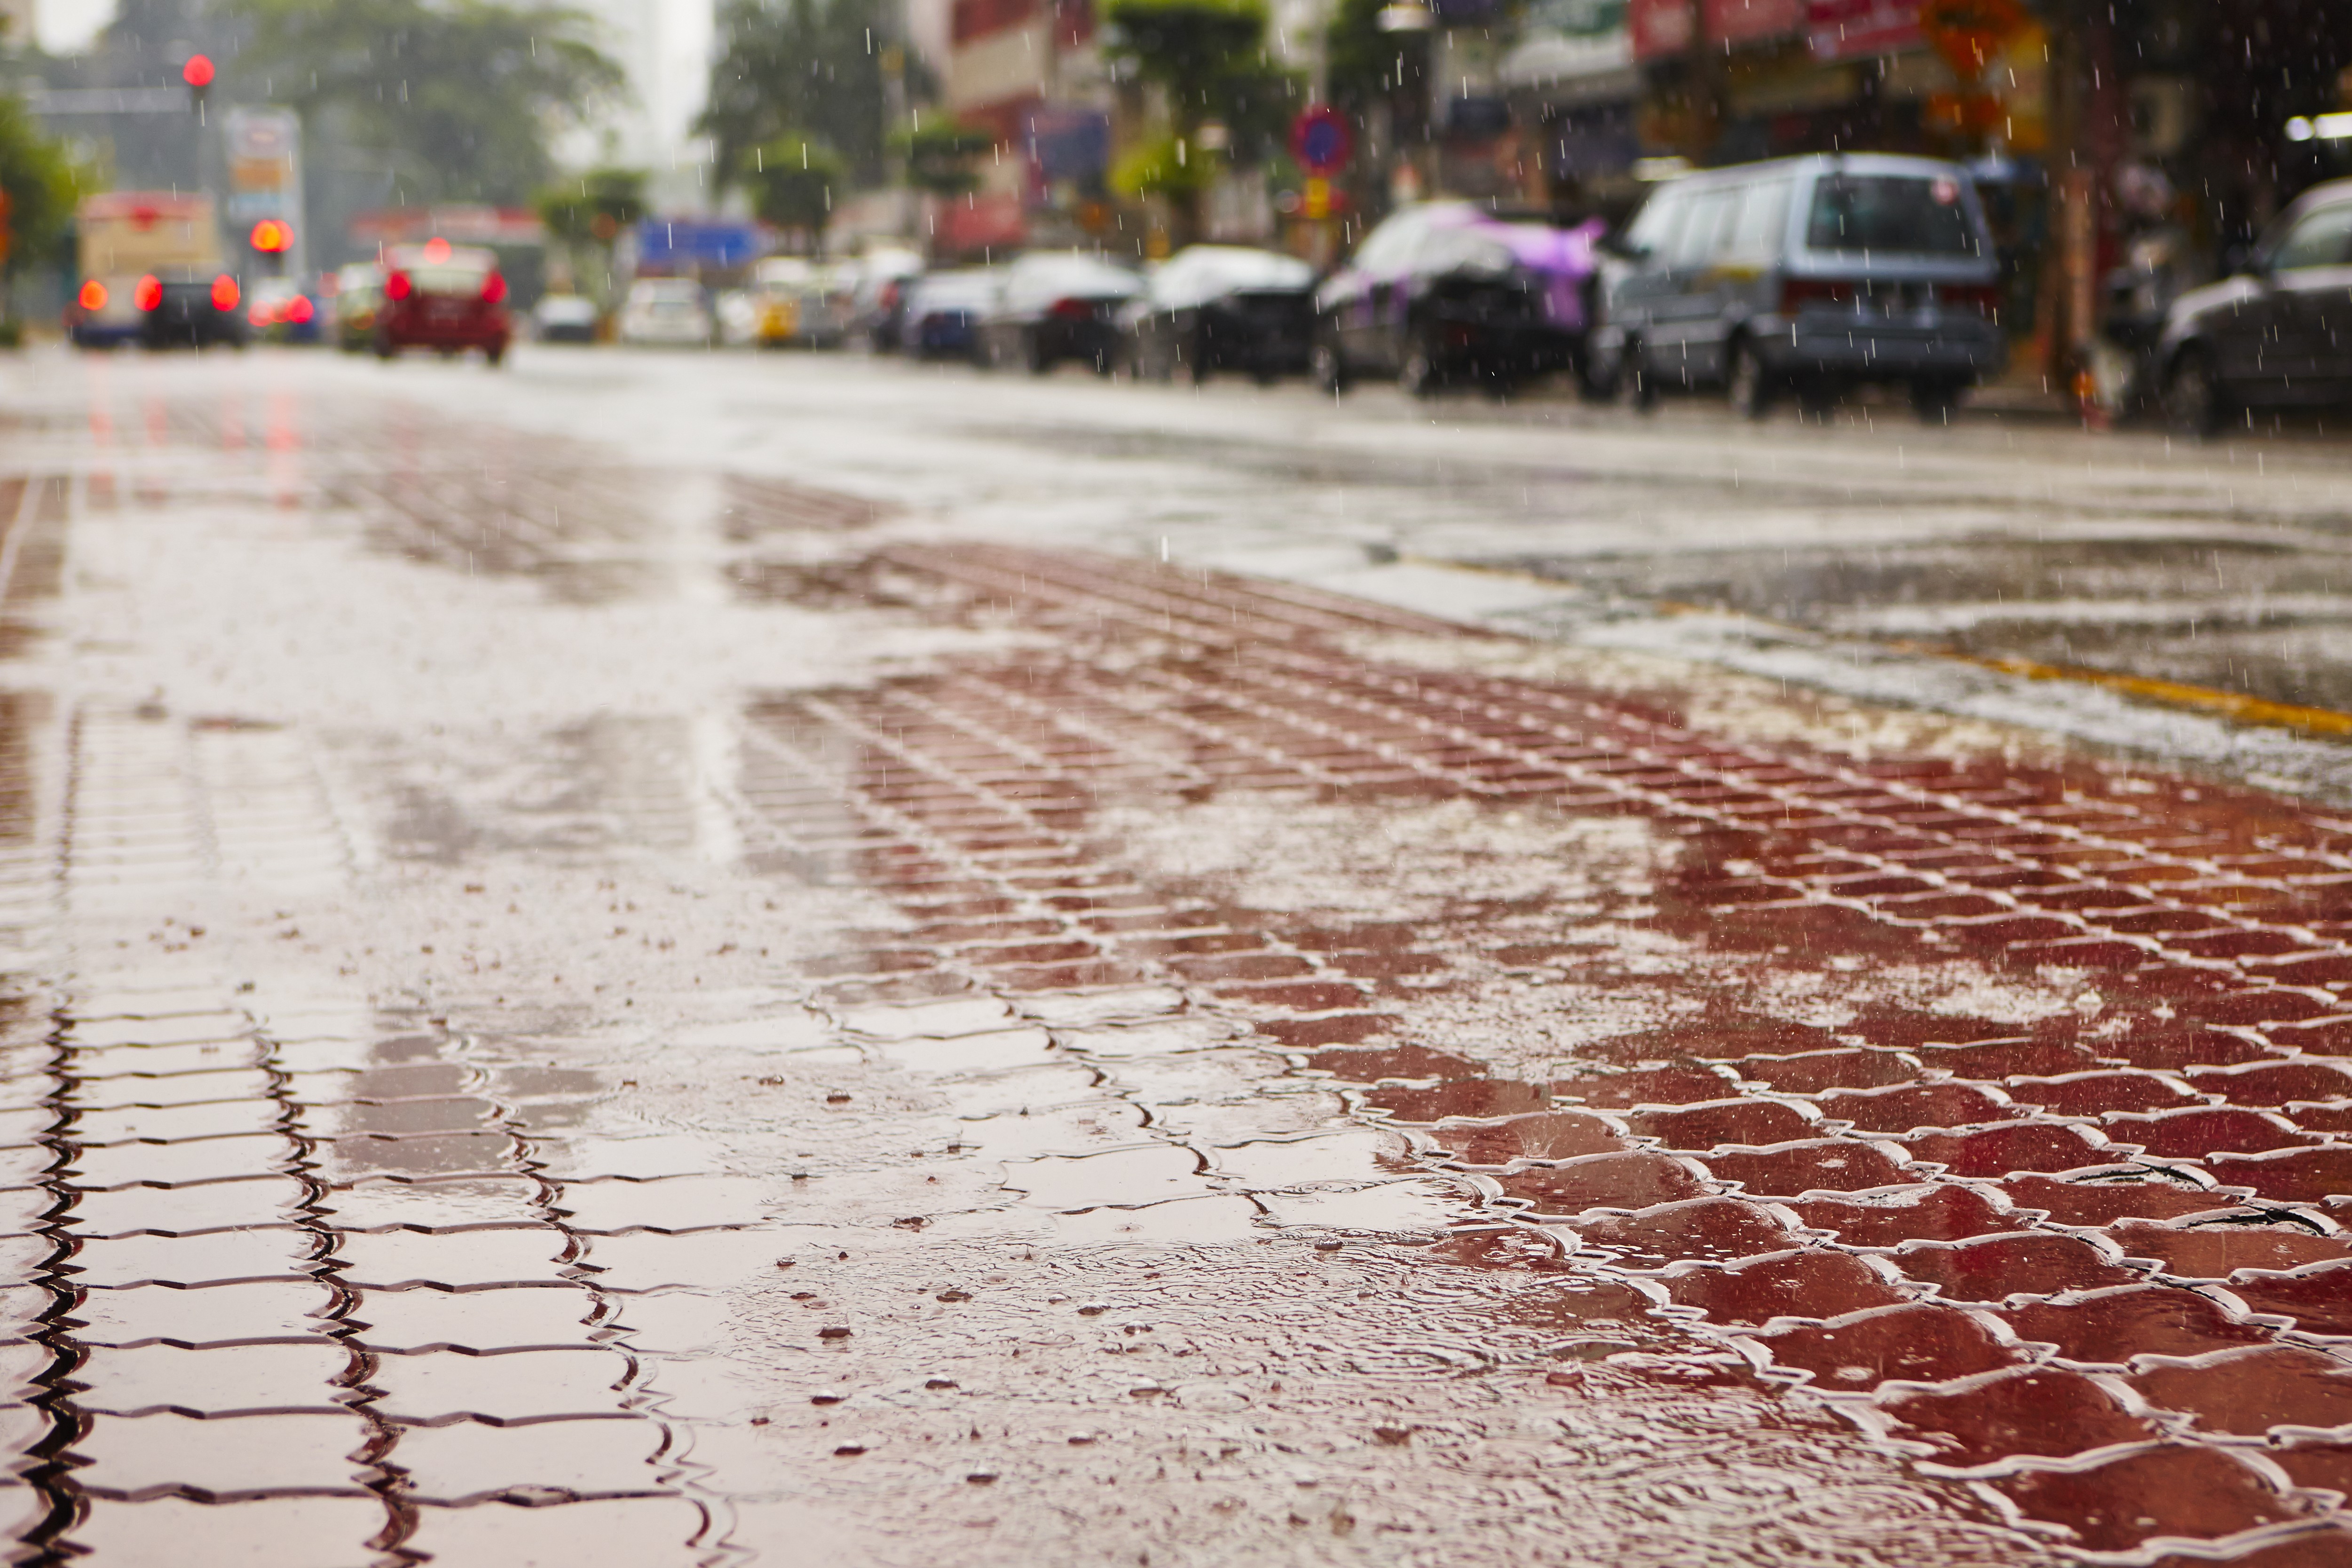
[486,344,507,368]
[1727,338,1776,420]
[1311,335,1350,396]
[1910,378,1964,424]
[1796,377,1840,422]
[1024,329,1050,376]
[1618,340,1657,412]
[1188,329,1212,387]
[1399,329,1444,400]
[372,331,396,362]
[2164,347,2229,439]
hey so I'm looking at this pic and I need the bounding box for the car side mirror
[2221,242,2257,278]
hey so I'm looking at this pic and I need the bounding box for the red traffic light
[182,54,215,88]
[250,219,292,253]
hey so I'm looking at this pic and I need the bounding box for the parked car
[903,270,1000,361]
[975,252,1142,373]
[533,293,600,344]
[1595,153,2005,421]
[744,257,845,347]
[139,270,250,350]
[374,242,512,363]
[246,277,321,344]
[333,262,384,353]
[1314,202,1601,399]
[2159,176,2352,437]
[845,249,924,351]
[618,278,714,347]
[1121,245,1315,384]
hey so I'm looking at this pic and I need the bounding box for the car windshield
[1805,173,1980,256]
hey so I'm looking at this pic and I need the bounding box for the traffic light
[183,54,213,119]
[250,219,292,254]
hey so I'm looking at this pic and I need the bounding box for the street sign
[1289,107,1353,178]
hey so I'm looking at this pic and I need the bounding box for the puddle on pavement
[1501,535,2352,713]
[702,540,2352,1560]
[20,371,2352,1561]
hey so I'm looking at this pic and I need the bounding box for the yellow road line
[1393,558,2352,741]
[1906,646,2352,739]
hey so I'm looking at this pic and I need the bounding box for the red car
[373,240,511,364]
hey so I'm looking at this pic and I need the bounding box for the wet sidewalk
[0,359,2350,1564]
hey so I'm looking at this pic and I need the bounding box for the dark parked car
[138,270,250,349]
[975,252,1142,374]
[903,270,999,361]
[1121,244,1315,384]
[1596,153,2005,421]
[1314,202,1601,398]
[374,241,513,364]
[2159,177,2352,437]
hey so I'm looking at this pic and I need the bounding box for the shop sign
[1918,0,2025,77]
[1706,0,1804,47]
[1806,0,1921,61]
[1629,0,1696,61]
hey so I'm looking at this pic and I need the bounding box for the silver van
[1594,153,2006,421]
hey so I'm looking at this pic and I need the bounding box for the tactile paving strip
[5,709,730,1561]
[733,542,2352,1565]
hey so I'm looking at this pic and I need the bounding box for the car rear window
[408,264,492,294]
[1805,173,1979,257]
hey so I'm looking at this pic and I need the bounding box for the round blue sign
[1290,107,1353,177]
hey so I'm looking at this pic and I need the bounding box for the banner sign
[1806,0,1922,59]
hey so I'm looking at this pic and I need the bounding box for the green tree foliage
[1103,0,1294,235]
[230,0,623,204]
[894,121,993,198]
[701,0,887,190]
[1323,0,1393,120]
[535,166,647,244]
[741,134,845,239]
[0,92,87,288]
[535,166,643,300]
[1104,0,1272,138]
[1108,132,1215,203]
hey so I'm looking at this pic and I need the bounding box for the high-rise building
[560,0,716,198]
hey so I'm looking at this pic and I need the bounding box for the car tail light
[1049,297,1095,320]
[1782,277,1857,312]
[78,280,108,312]
[387,271,413,301]
[880,280,901,309]
[134,275,163,312]
[211,275,240,311]
[482,272,508,304]
[248,301,272,325]
[287,297,314,324]
[1936,283,2002,315]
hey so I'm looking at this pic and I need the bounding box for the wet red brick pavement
[1,358,2351,1563]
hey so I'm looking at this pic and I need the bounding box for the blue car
[903,269,1000,362]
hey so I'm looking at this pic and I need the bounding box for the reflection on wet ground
[1503,534,2352,715]
[5,358,2352,1562]
[723,539,2352,1562]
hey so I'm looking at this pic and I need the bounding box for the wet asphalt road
[1,345,2351,1564]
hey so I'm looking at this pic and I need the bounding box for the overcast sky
[38,0,114,54]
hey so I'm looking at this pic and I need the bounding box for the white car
[532,293,600,343]
[618,279,713,347]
